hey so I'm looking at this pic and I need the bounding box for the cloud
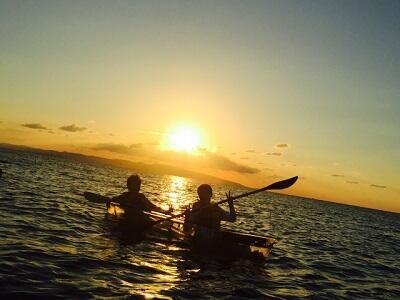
[331,174,345,177]
[346,181,359,184]
[266,152,281,156]
[275,143,289,148]
[203,152,259,174]
[246,149,256,153]
[370,184,386,189]
[154,150,259,174]
[239,157,249,160]
[92,143,259,174]
[21,123,48,130]
[59,124,86,132]
[86,120,96,124]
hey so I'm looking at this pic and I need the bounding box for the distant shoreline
[0,142,244,188]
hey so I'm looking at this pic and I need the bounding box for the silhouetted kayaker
[111,175,165,214]
[186,184,236,246]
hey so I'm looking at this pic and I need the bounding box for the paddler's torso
[191,201,225,230]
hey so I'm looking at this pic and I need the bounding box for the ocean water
[0,148,399,299]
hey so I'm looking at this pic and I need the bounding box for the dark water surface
[0,149,399,299]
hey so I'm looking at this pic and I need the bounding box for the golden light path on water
[161,176,191,211]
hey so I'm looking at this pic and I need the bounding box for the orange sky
[1,1,399,212]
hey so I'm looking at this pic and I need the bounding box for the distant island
[0,143,244,188]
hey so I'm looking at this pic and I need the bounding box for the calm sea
[0,149,399,299]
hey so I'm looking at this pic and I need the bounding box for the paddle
[83,191,111,203]
[83,191,172,215]
[149,176,298,227]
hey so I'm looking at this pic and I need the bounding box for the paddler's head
[127,175,141,194]
[197,184,212,203]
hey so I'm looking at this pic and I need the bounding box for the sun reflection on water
[160,176,192,211]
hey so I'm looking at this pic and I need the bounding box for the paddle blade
[83,192,111,203]
[265,176,298,190]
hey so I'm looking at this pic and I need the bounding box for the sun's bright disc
[168,126,201,153]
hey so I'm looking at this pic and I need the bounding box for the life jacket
[115,192,149,211]
[114,192,151,227]
[191,201,223,230]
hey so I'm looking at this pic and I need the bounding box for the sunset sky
[1,1,399,212]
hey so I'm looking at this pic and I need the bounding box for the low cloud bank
[92,143,259,174]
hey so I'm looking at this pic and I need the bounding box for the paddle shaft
[150,176,298,226]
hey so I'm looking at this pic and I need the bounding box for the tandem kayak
[105,201,275,260]
[83,192,275,259]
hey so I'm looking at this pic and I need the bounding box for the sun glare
[168,126,201,153]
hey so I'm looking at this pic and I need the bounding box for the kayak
[106,201,185,241]
[106,201,275,259]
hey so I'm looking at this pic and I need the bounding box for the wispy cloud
[346,181,359,184]
[59,124,86,132]
[331,174,345,177]
[370,184,386,189]
[239,157,249,160]
[266,152,281,156]
[275,143,289,148]
[246,149,256,153]
[21,123,48,130]
[268,174,284,179]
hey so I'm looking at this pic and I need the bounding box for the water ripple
[0,149,399,299]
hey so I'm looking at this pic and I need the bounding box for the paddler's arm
[220,192,236,222]
[110,193,128,208]
[141,194,171,214]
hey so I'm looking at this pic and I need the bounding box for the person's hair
[197,184,212,200]
[127,175,141,188]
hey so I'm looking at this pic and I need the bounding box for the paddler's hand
[167,205,174,215]
[226,191,234,206]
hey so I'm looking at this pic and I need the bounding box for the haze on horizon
[0,1,399,213]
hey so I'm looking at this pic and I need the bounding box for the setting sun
[168,126,201,153]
